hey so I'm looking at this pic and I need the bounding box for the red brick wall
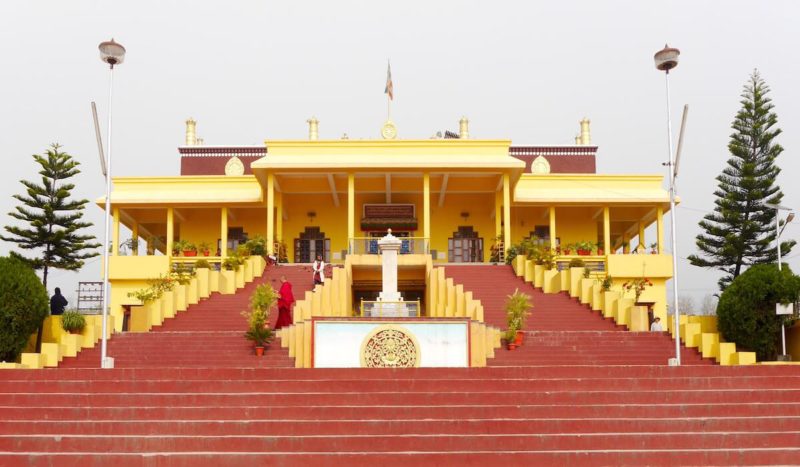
[180,156,262,175]
[511,155,596,174]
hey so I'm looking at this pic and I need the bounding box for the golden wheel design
[360,325,420,368]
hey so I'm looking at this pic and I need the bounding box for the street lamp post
[764,202,794,360]
[98,39,126,369]
[654,44,682,366]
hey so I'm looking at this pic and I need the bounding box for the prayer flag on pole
[384,61,394,100]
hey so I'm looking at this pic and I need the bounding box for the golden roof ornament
[381,120,397,140]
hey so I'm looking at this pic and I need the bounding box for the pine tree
[1,144,100,290]
[688,70,795,290]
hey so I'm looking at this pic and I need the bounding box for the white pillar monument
[377,229,402,302]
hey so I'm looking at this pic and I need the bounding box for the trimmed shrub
[717,264,800,361]
[194,259,211,269]
[0,257,49,362]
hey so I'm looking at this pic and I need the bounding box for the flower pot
[514,331,524,346]
[183,251,197,257]
[577,249,590,256]
[255,346,265,356]
[68,329,81,335]
[507,343,517,351]
[597,249,604,255]
[562,249,571,255]
[203,251,210,256]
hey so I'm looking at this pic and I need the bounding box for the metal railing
[348,237,429,255]
[360,300,421,318]
[555,255,607,272]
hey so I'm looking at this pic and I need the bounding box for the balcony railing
[348,237,429,256]
[360,300,421,318]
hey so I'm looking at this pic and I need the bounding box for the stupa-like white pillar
[378,229,402,302]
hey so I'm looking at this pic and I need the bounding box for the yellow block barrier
[701,333,720,359]
[569,267,582,298]
[733,351,756,365]
[628,306,650,332]
[534,264,545,289]
[40,342,60,367]
[580,278,593,305]
[684,323,702,348]
[543,269,560,294]
[603,291,618,318]
[162,290,175,320]
[243,258,254,283]
[219,271,236,295]
[0,362,25,369]
[129,305,152,332]
[59,333,83,357]
[209,270,220,293]
[615,298,634,327]
[235,267,245,289]
[196,267,210,298]
[559,269,570,293]
[524,259,535,283]
[718,342,737,365]
[41,316,65,345]
[20,353,46,369]
[513,255,525,277]
[187,278,199,305]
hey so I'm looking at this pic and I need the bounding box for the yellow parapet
[580,278,593,305]
[603,291,618,318]
[524,259,535,283]
[733,352,756,365]
[591,284,602,312]
[628,306,649,332]
[196,267,210,298]
[569,267,582,298]
[58,333,83,358]
[534,264,545,289]
[559,269,570,293]
[129,305,152,332]
[40,343,60,367]
[187,278,199,305]
[20,353,46,369]
[701,333,720,359]
[219,271,236,295]
[209,270,220,293]
[718,342,737,365]
[543,269,560,294]
[615,298,634,327]
[235,267,245,289]
[684,323,702,348]
[243,258,254,283]
[162,290,175,319]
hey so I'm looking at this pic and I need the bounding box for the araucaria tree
[0,144,100,289]
[688,71,795,290]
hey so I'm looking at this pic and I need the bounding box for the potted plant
[561,243,573,255]
[195,259,211,269]
[198,241,212,256]
[583,267,591,279]
[504,328,518,350]
[596,242,604,255]
[575,241,593,256]
[242,284,277,355]
[61,310,86,335]
[601,275,613,292]
[245,236,267,257]
[622,277,654,303]
[183,241,197,257]
[650,242,659,254]
[568,258,585,269]
[505,289,532,347]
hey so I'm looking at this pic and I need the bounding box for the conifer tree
[688,71,794,290]
[1,144,100,289]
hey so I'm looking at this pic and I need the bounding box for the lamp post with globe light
[98,39,126,369]
[764,202,795,360]
[654,44,682,365]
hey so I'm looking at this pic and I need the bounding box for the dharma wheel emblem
[360,325,420,368]
[224,156,245,176]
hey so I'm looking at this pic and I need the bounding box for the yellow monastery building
[98,117,677,343]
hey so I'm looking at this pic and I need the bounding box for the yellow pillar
[220,207,228,257]
[131,221,139,256]
[348,173,355,249]
[638,222,646,252]
[267,173,275,255]
[166,208,174,258]
[495,190,502,240]
[502,173,511,253]
[112,207,120,257]
[603,207,611,256]
[657,206,664,254]
[549,207,557,251]
[423,173,431,244]
[276,190,283,245]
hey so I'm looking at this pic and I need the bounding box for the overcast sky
[1,1,798,308]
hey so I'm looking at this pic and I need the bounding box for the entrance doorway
[294,227,331,263]
[448,226,484,263]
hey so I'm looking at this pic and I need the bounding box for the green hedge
[0,257,49,362]
[717,264,800,361]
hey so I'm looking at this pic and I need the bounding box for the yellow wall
[282,193,348,262]
[430,193,495,262]
[511,206,601,248]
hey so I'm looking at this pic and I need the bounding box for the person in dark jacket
[50,287,68,315]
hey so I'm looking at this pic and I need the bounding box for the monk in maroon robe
[275,275,294,329]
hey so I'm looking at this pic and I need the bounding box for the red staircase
[444,264,711,366]
[1,365,799,465]
[59,265,314,369]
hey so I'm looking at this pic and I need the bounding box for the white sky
[1,1,798,308]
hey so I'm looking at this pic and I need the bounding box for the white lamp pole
[765,202,794,359]
[98,39,126,369]
[654,44,682,365]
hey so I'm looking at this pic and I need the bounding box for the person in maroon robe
[275,275,294,329]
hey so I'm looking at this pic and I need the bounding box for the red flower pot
[183,251,197,257]
[562,249,571,255]
[202,251,210,256]
[507,343,517,351]
[255,346,265,356]
[514,331,524,346]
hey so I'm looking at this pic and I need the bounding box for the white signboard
[776,303,794,316]
[313,319,470,368]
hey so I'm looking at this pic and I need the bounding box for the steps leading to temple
[59,265,314,369]
[443,265,712,366]
[1,366,799,465]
